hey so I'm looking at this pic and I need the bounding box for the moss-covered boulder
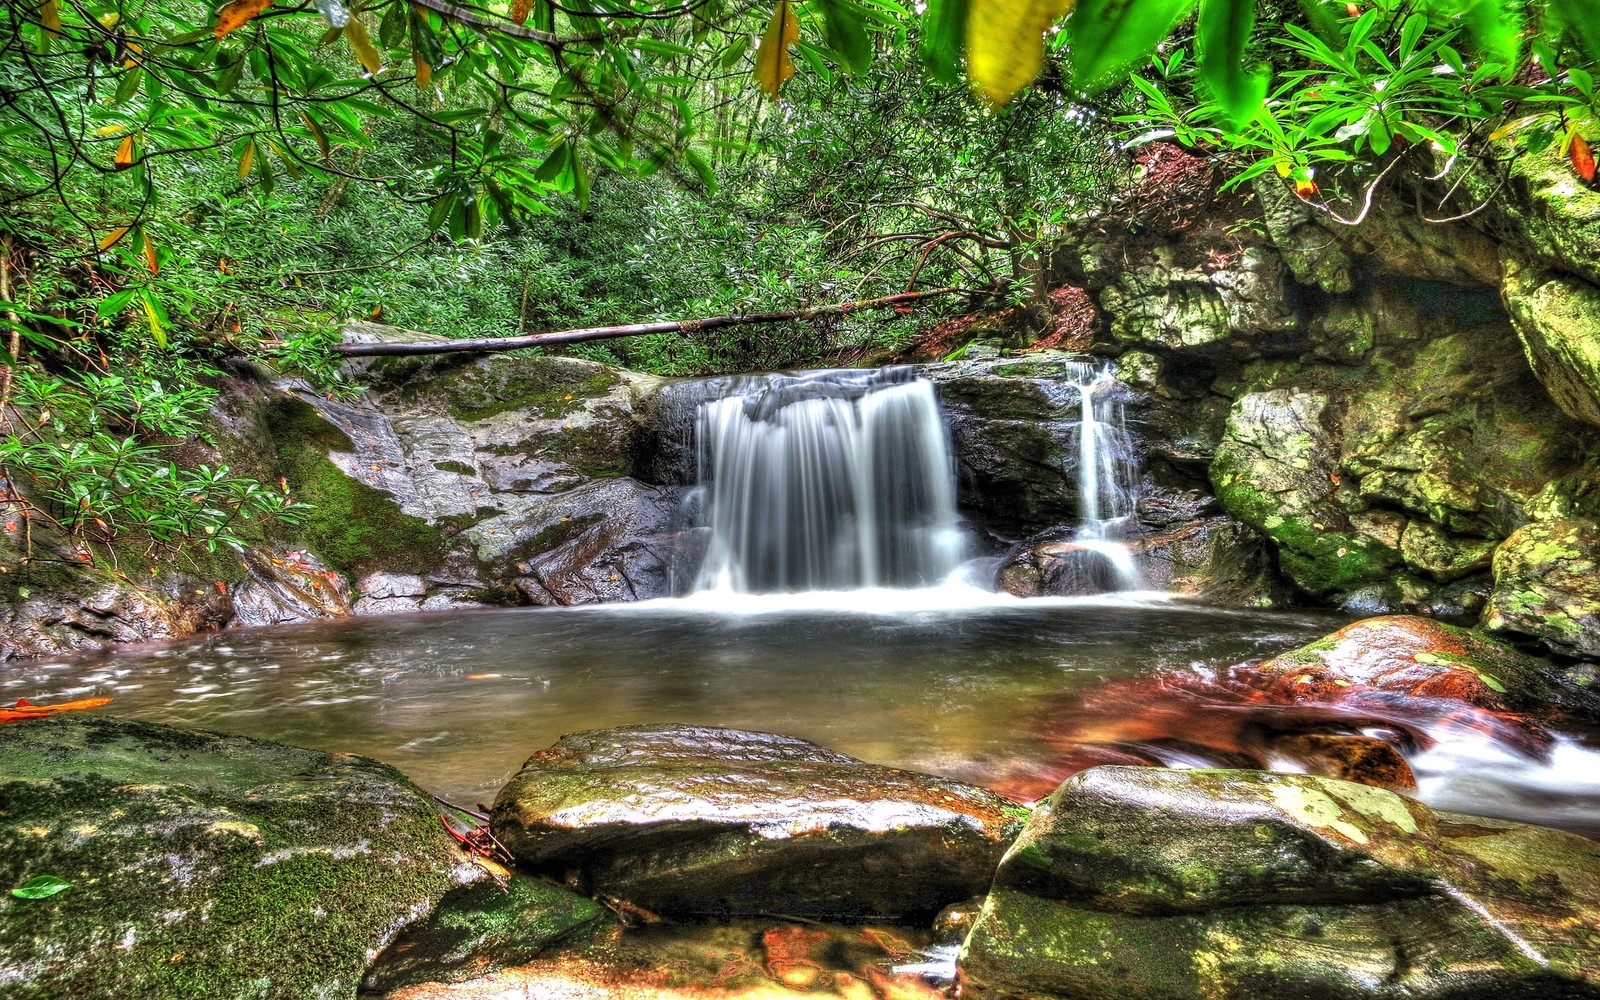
[1484,517,1600,660]
[490,724,1025,922]
[1503,258,1600,428]
[1211,388,1401,597]
[959,767,1600,1000]
[0,715,602,999]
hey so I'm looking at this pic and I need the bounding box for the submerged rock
[0,715,599,999]
[490,724,1025,921]
[1484,517,1600,660]
[960,767,1600,1000]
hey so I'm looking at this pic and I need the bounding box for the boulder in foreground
[0,715,602,1000]
[490,724,1025,921]
[960,766,1600,1000]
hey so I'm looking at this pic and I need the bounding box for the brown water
[7,592,1599,834]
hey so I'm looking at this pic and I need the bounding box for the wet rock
[230,547,353,627]
[362,875,608,993]
[1503,257,1600,427]
[959,767,1600,1000]
[994,529,1138,598]
[0,715,599,999]
[1269,733,1417,791]
[0,578,187,661]
[1484,517,1600,659]
[1132,516,1292,608]
[353,571,429,615]
[1252,614,1589,715]
[489,724,1025,921]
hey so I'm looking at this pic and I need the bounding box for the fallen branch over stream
[333,287,968,358]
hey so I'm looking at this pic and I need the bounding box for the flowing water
[7,366,1600,841]
[676,369,963,593]
[7,594,1600,836]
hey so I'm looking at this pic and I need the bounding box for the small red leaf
[1572,134,1597,184]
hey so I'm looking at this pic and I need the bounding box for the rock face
[960,767,1600,1000]
[0,715,602,999]
[490,724,1025,921]
[240,325,680,612]
[1484,517,1600,659]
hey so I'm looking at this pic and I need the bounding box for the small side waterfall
[676,369,964,594]
[1053,361,1143,593]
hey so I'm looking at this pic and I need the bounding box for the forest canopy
[0,0,1596,563]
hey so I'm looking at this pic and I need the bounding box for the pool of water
[6,590,1599,835]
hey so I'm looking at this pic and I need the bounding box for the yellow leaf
[215,0,273,40]
[346,16,383,75]
[95,124,127,136]
[114,134,135,169]
[966,0,1075,107]
[142,297,167,349]
[510,0,534,24]
[753,1,800,100]
[237,139,256,179]
[40,0,62,37]
[98,227,130,251]
[414,48,432,88]
[143,232,158,275]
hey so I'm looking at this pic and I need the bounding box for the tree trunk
[334,288,965,358]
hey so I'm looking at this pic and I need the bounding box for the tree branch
[334,288,970,357]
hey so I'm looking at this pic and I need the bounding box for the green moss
[420,356,621,422]
[263,399,443,577]
[433,460,477,476]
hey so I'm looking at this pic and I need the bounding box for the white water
[680,369,964,594]
[1043,361,1144,593]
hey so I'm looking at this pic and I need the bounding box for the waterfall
[1058,361,1143,592]
[676,369,964,594]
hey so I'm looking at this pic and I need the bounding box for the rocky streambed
[5,615,1600,999]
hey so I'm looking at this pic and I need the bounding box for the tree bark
[334,287,964,358]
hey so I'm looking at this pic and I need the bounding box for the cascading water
[1053,360,1144,593]
[675,369,964,594]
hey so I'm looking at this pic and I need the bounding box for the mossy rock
[262,397,444,577]
[1484,517,1600,660]
[0,715,598,999]
[959,767,1600,1000]
[401,354,622,422]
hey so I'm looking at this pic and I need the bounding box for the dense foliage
[1,0,1596,568]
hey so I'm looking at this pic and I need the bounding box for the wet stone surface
[490,724,1026,922]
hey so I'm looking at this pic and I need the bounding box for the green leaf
[721,35,752,69]
[1067,0,1199,96]
[1545,0,1600,64]
[1196,0,1268,127]
[11,876,71,900]
[684,147,717,193]
[918,0,971,85]
[1294,0,1342,44]
[379,2,408,48]
[817,0,873,74]
[966,0,1073,106]
[1458,0,1520,76]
